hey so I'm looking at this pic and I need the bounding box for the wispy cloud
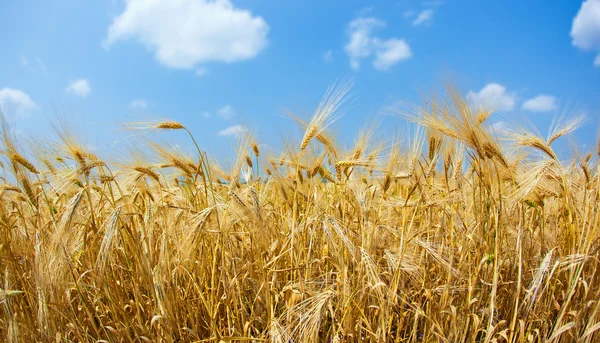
[217,105,236,119]
[345,17,412,71]
[522,95,557,113]
[355,6,373,17]
[489,121,511,135]
[412,9,434,26]
[322,49,334,63]
[21,55,49,75]
[65,79,91,97]
[129,99,148,110]
[35,57,49,75]
[403,10,416,18]
[196,67,208,76]
[218,125,247,137]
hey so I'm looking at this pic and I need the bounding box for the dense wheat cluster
[1,83,599,343]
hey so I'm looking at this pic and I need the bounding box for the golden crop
[1,83,599,342]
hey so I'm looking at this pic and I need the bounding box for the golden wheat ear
[507,124,558,161]
[10,152,39,174]
[123,119,185,131]
[547,115,584,145]
[300,79,353,152]
[154,121,185,130]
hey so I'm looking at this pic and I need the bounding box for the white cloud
[20,55,29,66]
[323,50,334,63]
[129,99,147,110]
[372,38,412,70]
[202,112,211,119]
[345,17,411,71]
[65,79,91,97]
[345,17,383,70]
[412,9,434,26]
[571,0,600,50]
[217,105,236,119]
[0,88,37,118]
[196,67,208,76]
[489,121,510,134]
[218,125,247,137]
[104,0,269,70]
[522,95,557,113]
[467,83,515,111]
[571,0,600,65]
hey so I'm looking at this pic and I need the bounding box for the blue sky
[1,0,599,160]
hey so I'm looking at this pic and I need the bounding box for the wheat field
[1,83,599,343]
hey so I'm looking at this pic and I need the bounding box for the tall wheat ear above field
[1,82,599,343]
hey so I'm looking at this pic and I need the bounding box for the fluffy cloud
[412,9,434,26]
[129,99,147,110]
[218,125,247,137]
[0,88,37,117]
[217,105,236,119]
[467,83,515,111]
[345,17,412,71]
[104,0,269,70]
[65,79,91,97]
[571,0,600,50]
[522,95,557,113]
[372,38,412,70]
[571,0,600,66]
[345,17,383,70]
